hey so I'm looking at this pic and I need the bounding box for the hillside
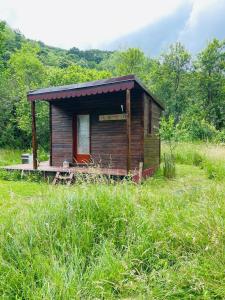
[0,20,224,150]
[1,21,112,69]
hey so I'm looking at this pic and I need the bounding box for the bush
[178,117,218,141]
[0,169,46,182]
[159,115,222,143]
[214,129,225,144]
[0,169,22,181]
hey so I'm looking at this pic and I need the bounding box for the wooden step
[52,171,74,185]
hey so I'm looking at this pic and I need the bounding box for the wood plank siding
[143,93,161,169]
[51,90,144,170]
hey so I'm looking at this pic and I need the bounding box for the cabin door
[73,114,90,163]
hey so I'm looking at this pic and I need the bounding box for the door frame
[73,114,91,163]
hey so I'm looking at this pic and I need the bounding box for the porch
[3,160,157,183]
[3,161,132,176]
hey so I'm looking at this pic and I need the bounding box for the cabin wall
[143,93,162,169]
[51,91,143,170]
[130,91,144,169]
[51,103,73,166]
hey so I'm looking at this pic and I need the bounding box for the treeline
[103,42,225,143]
[0,21,111,148]
[0,21,224,149]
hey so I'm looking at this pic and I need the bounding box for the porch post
[126,89,131,174]
[49,102,52,166]
[31,101,38,169]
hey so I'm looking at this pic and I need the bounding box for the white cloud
[178,0,225,52]
[182,0,220,29]
[0,0,183,49]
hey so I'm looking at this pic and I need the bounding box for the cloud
[102,0,225,55]
[0,0,224,52]
[102,2,192,55]
[0,0,183,49]
[179,0,225,52]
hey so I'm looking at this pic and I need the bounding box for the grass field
[0,143,225,299]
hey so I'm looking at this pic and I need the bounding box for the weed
[163,153,176,178]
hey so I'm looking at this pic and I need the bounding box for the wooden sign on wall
[99,114,127,121]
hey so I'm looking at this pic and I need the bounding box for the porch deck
[3,161,135,176]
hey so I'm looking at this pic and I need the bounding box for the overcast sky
[0,0,224,50]
[0,0,187,49]
[103,0,225,54]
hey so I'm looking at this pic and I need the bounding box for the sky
[0,0,187,49]
[0,0,224,51]
[104,0,225,54]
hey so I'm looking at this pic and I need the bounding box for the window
[77,115,90,154]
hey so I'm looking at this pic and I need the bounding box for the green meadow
[0,143,225,299]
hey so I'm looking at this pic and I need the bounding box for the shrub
[214,129,225,144]
[159,115,220,143]
[0,169,46,182]
[159,116,180,146]
[0,169,22,181]
[178,117,218,141]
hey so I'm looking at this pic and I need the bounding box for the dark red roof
[27,75,164,109]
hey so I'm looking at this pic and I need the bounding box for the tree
[0,22,26,147]
[0,21,6,70]
[8,43,48,147]
[47,64,111,86]
[100,48,151,81]
[149,42,191,121]
[194,39,225,129]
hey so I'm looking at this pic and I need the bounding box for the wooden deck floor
[3,161,134,176]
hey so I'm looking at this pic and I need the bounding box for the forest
[0,20,224,150]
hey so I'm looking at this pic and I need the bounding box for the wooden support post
[31,101,38,169]
[138,162,143,183]
[126,89,131,174]
[159,137,161,165]
[159,110,162,165]
[49,102,52,166]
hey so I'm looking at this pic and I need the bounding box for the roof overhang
[27,75,165,110]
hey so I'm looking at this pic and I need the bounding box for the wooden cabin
[26,75,164,179]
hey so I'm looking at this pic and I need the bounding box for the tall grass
[163,142,225,180]
[0,164,225,299]
[0,144,225,298]
[0,149,22,166]
[163,153,176,178]
[0,148,49,167]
